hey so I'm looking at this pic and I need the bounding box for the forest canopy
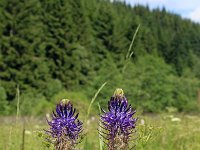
[0,0,200,115]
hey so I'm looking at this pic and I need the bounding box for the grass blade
[98,103,104,150]
[123,24,140,73]
[125,24,141,59]
[16,84,20,124]
[86,82,107,120]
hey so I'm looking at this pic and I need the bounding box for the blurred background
[0,0,200,149]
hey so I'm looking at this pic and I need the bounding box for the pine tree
[0,0,45,99]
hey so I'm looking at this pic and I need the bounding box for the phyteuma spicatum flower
[45,99,83,150]
[99,89,137,150]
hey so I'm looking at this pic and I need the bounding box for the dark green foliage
[0,0,200,114]
[121,55,200,112]
[0,86,9,114]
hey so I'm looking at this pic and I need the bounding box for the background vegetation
[0,0,200,115]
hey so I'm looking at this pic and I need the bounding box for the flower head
[99,89,137,150]
[46,99,83,150]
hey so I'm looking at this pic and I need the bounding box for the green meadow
[1,114,200,150]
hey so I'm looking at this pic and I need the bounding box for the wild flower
[45,99,83,150]
[99,89,137,150]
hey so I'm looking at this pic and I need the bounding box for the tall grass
[123,24,141,73]
[98,103,104,150]
[84,82,107,149]
[125,24,141,60]
[16,85,20,125]
[86,82,107,120]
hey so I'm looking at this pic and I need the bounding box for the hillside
[0,0,200,114]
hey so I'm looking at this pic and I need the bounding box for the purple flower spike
[46,99,83,150]
[99,89,137,150]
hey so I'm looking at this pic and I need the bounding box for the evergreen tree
[0,0,45,99]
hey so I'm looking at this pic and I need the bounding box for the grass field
[0,114,200,150]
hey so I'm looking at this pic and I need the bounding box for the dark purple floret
[46,100,83,149]
[99,90,137,150]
